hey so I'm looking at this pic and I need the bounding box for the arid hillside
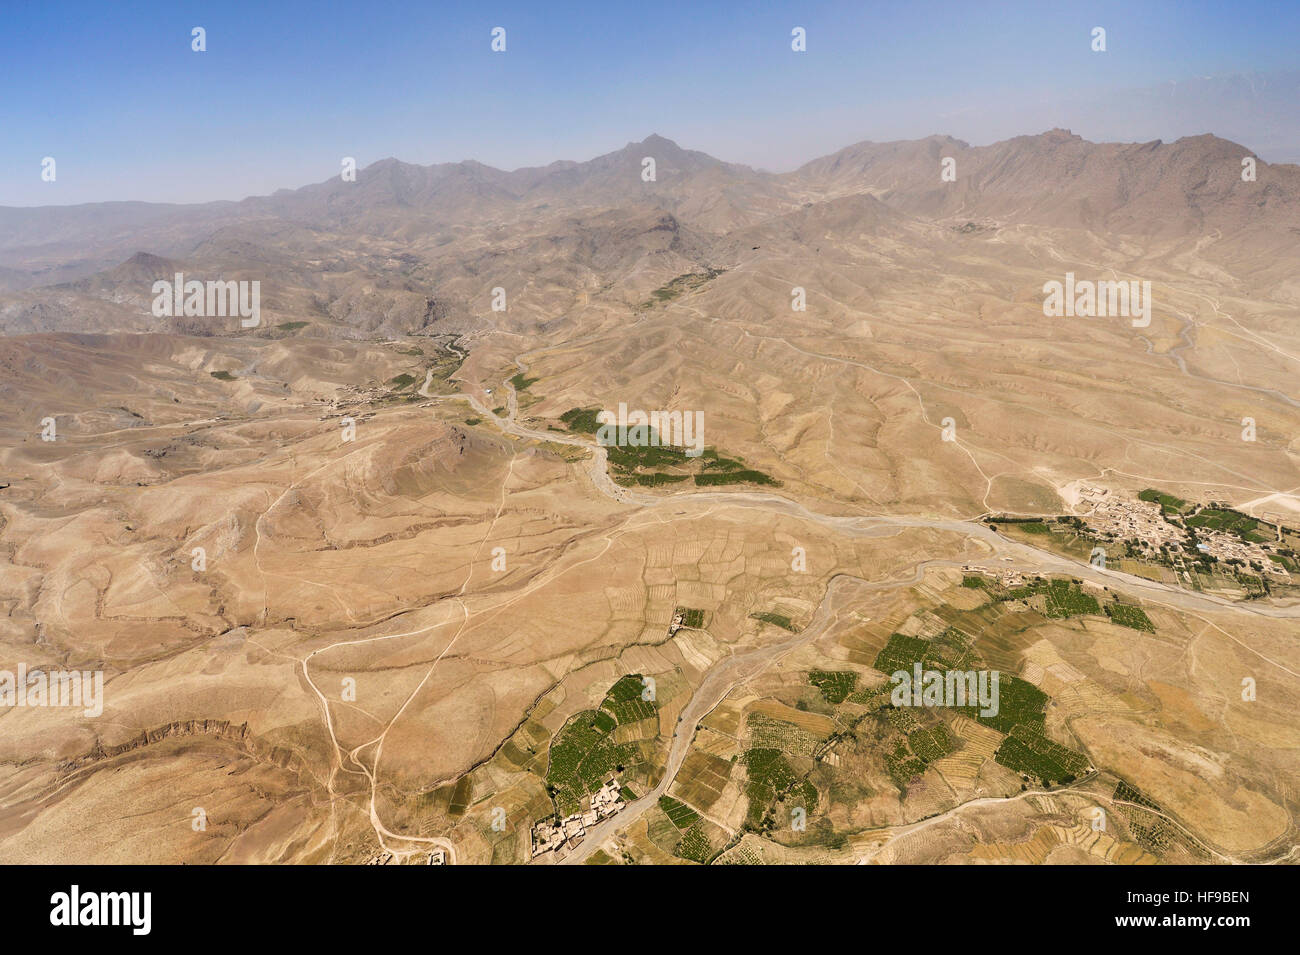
[1,130,1297,865]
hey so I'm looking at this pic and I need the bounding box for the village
[1074,486,1289,581]
[1075,486,1185,550]
[530,777,627,858]
[1028,484,1294,588]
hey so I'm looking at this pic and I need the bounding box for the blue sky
[3,0,1298,205]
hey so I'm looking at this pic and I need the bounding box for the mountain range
[1,130,1297,339]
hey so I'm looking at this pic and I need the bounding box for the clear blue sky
[3,0,1297,205]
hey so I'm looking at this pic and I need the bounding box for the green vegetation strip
[993,724,1089,786]
[677,607,705,628]
[637,268,725,310]
[545,674,658,814]
[740,748,817,829]
[1104,602,1155,631]
[808,670,857,704]
[751,611,796,631]
[657,795,700,830]
[676,824,713,863]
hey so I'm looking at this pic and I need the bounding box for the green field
[968,674,1048,733]
[1014,520,1052,534]
[447,776,473,816]
[657,795,700,830]
[872,633,931,674]
[907,724,955,763]
[1104,602,1156,631]
[555,409,778,488]
[607,442,686,470]
[1269,552,1300,573]
[1113,780,1175,851]
[1006,578,1102,618]
[1114,779,1162,810]
[544,674,659,814]
[1186,507,1268,541]
[808,670,857,704]
[601,674,656,723]
[637,268,725,309]
[559,407,603,434]
[631,472,690,487]
[699,450,746,471]
[885,739,927,789]
[751,611,796,631]
[740,748,816,828]
[993,724,1089,785]
[677,607,705,628]
[1139,488,1189,515]
[694,469,778,487]
[676,824,713,863]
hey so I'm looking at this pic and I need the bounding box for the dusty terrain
[0,131,1297,864]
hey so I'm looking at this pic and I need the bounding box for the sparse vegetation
[751,611,796,631]
[676,823,713,863]
[1113,780,1175,851]
[637,268,725,310]
[555,409,779,488]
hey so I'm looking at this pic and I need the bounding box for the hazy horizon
[5,0,1299,206]
[4,111,1298,210]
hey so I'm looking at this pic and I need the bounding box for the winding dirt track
[558,570,933,864]
[414,372,1300,863]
